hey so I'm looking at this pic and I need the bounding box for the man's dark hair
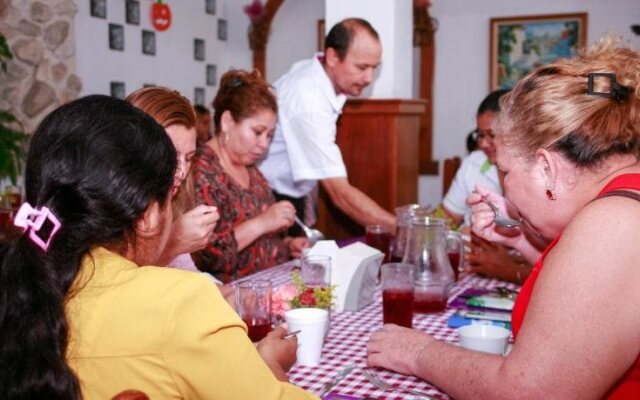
[194,104,210,116]
[477,89,510,115]
[324,18,379,60]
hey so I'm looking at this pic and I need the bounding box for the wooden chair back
[442,156,461,195]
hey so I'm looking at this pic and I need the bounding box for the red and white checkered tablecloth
[237,262,519,400]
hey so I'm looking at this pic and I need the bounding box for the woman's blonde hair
[497,35,640,168]
[126,86,197,217]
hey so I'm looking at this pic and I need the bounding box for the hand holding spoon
[482,198,520,228]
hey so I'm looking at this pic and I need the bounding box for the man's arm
[321,177,396,232]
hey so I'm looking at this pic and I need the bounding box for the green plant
[0,33,28,185]
[0,34,12,73]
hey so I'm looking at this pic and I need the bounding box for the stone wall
[0,0,82,134]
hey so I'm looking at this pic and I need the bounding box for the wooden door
[317,99,426,239]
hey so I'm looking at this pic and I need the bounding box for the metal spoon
[482,199,520,228]
[294,215,325,244]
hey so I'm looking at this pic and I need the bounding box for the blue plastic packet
[448,312,512,330]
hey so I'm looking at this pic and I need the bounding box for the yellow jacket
[66,247,317,400]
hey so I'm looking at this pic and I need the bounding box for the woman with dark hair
[442,89,510,227]
[193,69,308,283]
[368,37,640,398]
[0,95,315,399]
[438,89,534,285]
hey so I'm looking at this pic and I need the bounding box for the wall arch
[249,0,284,76]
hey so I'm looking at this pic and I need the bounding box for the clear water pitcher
[391,204,431,262]
[402,216,454,313]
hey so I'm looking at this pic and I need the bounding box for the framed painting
[205,0,216,15]
[218,19,228,41]
[90,0,107,19]
[194,38,205,61]
[108,23,125,51]
[194,87,206,106]
[125,0,140,25]
[206,64,217,86]
[142,30,156,56]
[489,13,587,90]
[110,82,126,99]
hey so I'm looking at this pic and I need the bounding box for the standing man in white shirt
[259,18,396,235]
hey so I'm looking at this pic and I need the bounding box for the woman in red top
[366,37,640,398]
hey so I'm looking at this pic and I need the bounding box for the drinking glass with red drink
[381,263,415,328]
[0,208,10,228]
[365,224,391,263]
[4,186,22,213]
[414,282,449,313]
[447,252,460,281]
[403,217,455,314]
[446,230,464,282]
[391,204,432,262]
[236,280,272,342]
[0,195,12,229]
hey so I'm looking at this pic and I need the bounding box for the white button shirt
[259,54,348,198]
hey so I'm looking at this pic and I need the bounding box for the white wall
[266,0,323,83]
[75,0,253,105]
[418,0,640,207]
[222,1,255,72]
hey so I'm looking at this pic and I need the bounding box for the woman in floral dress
[193,69,308,283]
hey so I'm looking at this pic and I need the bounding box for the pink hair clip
[13,202,61,252]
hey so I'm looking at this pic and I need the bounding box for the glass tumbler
[236,279,272,342]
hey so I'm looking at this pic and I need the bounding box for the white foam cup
[284,308,328,366]
[457,324,511,355]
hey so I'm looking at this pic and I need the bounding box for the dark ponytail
[0,95,177,399]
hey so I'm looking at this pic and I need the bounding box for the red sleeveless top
[511,174,640,399]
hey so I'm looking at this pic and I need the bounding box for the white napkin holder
[306,240,384,312]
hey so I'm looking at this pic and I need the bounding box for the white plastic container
[457,324,511,355]
[284,308,329,366]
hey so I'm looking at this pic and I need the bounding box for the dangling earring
[546,188,557,200]
[543,166,556,200]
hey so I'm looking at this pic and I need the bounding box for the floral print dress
[192,145,289,283]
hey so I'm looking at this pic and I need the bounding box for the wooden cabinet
[317,99,426,239]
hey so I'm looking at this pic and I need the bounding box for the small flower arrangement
[242,0,265,24]
[242,0,268,50]
[271,271,335,318]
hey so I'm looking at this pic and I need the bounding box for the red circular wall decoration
[151,0,172,31]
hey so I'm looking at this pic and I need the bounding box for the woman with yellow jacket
[0,95,316,400]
